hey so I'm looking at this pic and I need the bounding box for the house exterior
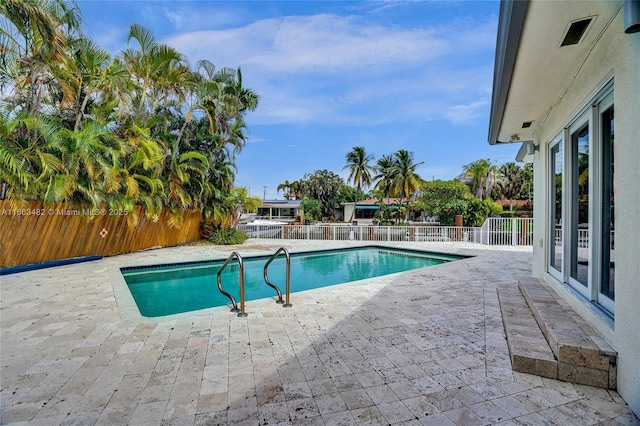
[488,0,639,416]
[341,199,382,222]
[340,198,426,224]
[256,200,301,221]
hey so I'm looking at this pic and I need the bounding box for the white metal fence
[554,227,607,249]
[478,217,534,246]
[238,217,535,246]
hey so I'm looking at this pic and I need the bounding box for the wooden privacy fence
[0,200,203,268]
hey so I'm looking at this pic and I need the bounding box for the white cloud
[164,14,448,74]
[83,22,129,54]
[161,12,496,127]
[163,9,185,30]
[446,99,490,125]
[245,136,267,144]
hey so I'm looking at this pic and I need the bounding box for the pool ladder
[216,247,292,317]
[217,252,248,317]
[264,247,292,308]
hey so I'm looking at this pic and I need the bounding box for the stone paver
[1,239,638,425]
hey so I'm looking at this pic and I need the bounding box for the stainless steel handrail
[263,247,292,307]
[216,251,248,317]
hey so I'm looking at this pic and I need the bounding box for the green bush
[300,198,322,220]
[207,228,249,245]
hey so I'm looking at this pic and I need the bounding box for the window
[546,81,614,313]
[355,208,377,219]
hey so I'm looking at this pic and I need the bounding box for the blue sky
[77,0,520,200]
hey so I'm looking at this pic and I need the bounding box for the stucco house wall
[533,8,640,416]
[491,0,640,416]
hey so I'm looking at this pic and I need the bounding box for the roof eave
[488,0,529,146]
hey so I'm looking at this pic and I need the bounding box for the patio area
[1,240,637,425]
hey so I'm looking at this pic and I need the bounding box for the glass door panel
[571,124,589,287]
[550,141,563,275]
[600,106,614,302]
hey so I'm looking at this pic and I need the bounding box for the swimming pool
[121,246,464,317]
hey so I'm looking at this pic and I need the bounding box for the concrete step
[517,276,617,389]
[496,285,558,379]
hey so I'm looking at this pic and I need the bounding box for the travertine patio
[1,240,637,425]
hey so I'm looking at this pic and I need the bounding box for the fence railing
[554,227,609,249]
[238,217,535,246]
[478,217,534,246]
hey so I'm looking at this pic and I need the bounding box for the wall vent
[561,18,592,46]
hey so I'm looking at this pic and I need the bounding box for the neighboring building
[256,200,301,221]
[341,198,425,223]
[489,0,639,416]
[341,198,388,222]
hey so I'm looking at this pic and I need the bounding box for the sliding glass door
[546,82,614,313]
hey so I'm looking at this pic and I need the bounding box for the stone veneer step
[517,276,617,389]
[496,285,558,379]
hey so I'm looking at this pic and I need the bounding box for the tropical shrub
[206,227,249,245]
[299,198,322,221]
[465,198,503,226]
[417,179,502,226]
[0,4,259,229]
[417,179,471,225]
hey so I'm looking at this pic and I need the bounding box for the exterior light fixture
[625,0,640,33]
[525,141,539,155]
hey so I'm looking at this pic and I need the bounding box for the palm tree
[51,36,114,132]
[121,24,190,117]
[43,121,116,208]
[0,110,64,199]
[228,186,262,226]
[105,146,166,226]
[1,17,260,230]
[290,180,303,200]
[343,146,374,222]
[374,155,396,196]
[165,143,209,210]
[104,118,166,223]
[497,162,523,210]
[486,162,500,200]
[391,149,424,221]
[0,0,81,114]
[372,154,396,216]
[277,180,293,199]
[460,158,496,200]
[194,62,258,153]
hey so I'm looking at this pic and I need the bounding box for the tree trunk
[349,187,359,223]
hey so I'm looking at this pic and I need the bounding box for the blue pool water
[121,246,464,317]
